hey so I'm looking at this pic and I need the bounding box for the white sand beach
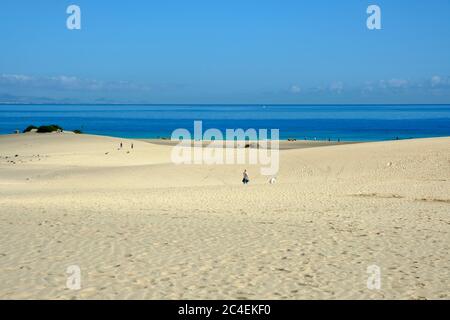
[0,132,449,299]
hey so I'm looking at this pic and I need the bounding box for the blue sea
[0,104,450,141]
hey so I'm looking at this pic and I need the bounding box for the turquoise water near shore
[1,104,449,141]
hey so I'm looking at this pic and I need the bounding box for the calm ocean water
[0,104,450,141]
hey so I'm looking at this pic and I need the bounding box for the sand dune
[0,132,449,299]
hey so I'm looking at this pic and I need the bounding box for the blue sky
[1,0,450,104]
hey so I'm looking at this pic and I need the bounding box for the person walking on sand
[242,169,250,185]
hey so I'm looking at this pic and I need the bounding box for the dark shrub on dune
[73,129,83,134]
[23,125,38,133]
[36,125,64,133]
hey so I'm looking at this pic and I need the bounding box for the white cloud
[377,78,409,90]
[0,74,152,92]
[330,81,344,94]
[387,78,408,88]
[289,85,301,94]
[0,74,33,82]
[430,75,450,88]
[431,75,442,86]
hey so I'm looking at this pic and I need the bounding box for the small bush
[36,125,63,133]
[23,125,38,133]
[73,129,83,134]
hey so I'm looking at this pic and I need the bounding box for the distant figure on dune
[120,142,123,149]
[131,143,134,149]
[242,170,250,185]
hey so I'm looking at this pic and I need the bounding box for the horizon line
[1,103,450,106]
